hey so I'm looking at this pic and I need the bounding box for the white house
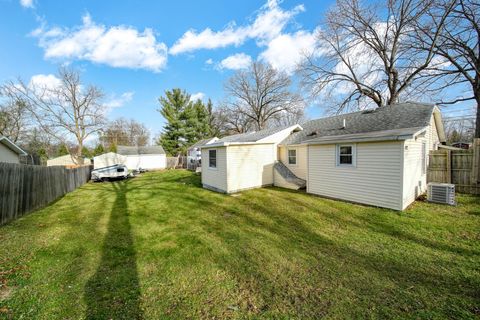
[47,154,92,167]
[117,145,166,170]
[187,137,218,170]
[0,136,27,164]
[201,103,446,210]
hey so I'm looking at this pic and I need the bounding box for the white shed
[187,137,218,170]
[117,145,166,170]
[0,136,27,164]
[201,125,302,193]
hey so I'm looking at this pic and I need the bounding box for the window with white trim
[209,149,217,168]
[336,144,355,166]
[288,149,297,165]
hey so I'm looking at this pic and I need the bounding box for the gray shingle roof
[188,138,217,150]
[117,145,165,155]
[281,102,436,145]
[217,125,294,143]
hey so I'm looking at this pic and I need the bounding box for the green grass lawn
[1,170,479,319]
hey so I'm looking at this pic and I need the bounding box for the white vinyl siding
[429,115,440,150]
[308,141,403,210]
[402,117,440,209]
[202,147,227,192]
[279,145,308,179]
[0,143,20,163]
[124,154,166,170]
[226,144,276,193]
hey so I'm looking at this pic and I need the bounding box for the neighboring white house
[187,137,218,170]
[201,103,446,210]
[117,145,166,170]
[47,154,92,167]
[0,136,27,164]
[93,152,127,169]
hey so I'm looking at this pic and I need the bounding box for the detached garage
[117,145,166,170]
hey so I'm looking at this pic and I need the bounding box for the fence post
[472,139,480,194]
[446,150,452,184]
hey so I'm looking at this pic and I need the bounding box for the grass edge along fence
[0,163,92,225]
[428,139,480,194]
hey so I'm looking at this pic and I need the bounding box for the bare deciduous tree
[300,0,453,112]
[0,94,29,143]
[3,68,106,164]
[100,118,150,149]
[214,105,253,135]
[224,62,304,131]
[418,0,479,137]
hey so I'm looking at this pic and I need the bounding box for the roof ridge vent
[342,118,346,129]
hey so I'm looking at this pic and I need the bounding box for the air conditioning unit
[427,183,456,205]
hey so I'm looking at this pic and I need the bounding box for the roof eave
[301,127,427,145]
[303,134,415,145]
[0,137,27,155]
[200,141,276,148]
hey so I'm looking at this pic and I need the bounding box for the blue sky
[0,0,474,143]
[0,0,329,140]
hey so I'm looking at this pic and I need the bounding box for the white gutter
[0,136,27,155]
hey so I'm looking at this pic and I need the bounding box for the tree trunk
[475,93,480,139]
[76,142,84,165]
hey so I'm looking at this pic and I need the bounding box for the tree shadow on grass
[84,180,143,319]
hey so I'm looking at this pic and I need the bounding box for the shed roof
[117,145,166,155]
[0,135,27,155]
[281,102,440,145]
[188,137,218,150]
[216,125,297,143]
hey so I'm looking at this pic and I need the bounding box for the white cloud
[218,53,252,70]
[29,74,62,90]
[169,0,304,55]
[105,91,134,108]
[27,74,134,109]
[205,58,214,65]
[20,0,33,8]
[190,92,205,101]
[259,29,318,74]
[32,14,168,72]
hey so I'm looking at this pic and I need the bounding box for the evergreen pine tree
[157,89,214,156]
[93,144,105,156]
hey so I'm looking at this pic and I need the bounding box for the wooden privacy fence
[0,163,92,225]
[427,139,480,194]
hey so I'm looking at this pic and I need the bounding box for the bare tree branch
[1,67,106,164]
